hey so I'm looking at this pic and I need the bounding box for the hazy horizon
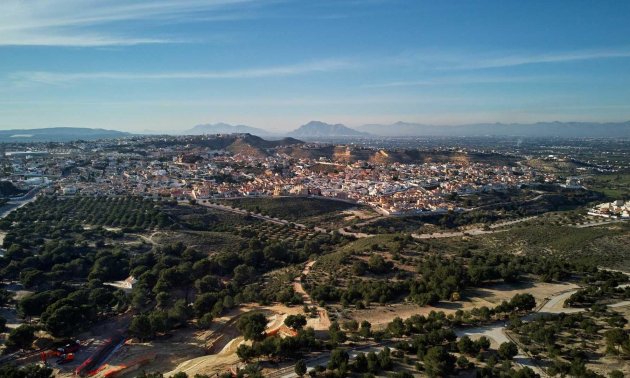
[1,1,630,133]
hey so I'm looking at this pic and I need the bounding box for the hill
[185,122,274,137]
[277,145,516,165]
[0,127,131,142]
[358,121,630,138]
[190,133,303,158]
[288,121,370,138]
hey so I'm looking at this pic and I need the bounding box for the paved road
[535,289,584,315]
[0,188,40,219]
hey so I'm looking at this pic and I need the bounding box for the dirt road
[293,260,330,330]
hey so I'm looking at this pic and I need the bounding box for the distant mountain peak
[289,121,370,137]
[186,122,273,137]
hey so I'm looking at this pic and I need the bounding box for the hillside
[194,133,303,157]
[0,181,26,197]
[289,121,370,138]
[277,145,516,165]
[359,121,630,138]
[0,127,131,142]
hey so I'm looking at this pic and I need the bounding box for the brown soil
[345,281,579,329]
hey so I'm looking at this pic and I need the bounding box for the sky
[1,0,630,133]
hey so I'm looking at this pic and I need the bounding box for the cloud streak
[416,48,630,70]
[362,74,563,88]
[0,0,265,46]
[9,59,354,85]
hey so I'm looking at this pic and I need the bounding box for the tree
[367,254,392,274]
[423,346,455,378]
[328,348,349,370]
[457,336,478,356]
[236,344,255,362]
[475,336,491,351]
[328,321,347,345]
[0,364,54,378]
[198,313,213,329]
[605,328,628,355]
[498,342,518,360]
[285,314,307,330]
[377,347,393,370]
[0,288,13,307]
[130,314,153,340]
[168,299,193,326]
[387,317,405,337]
[149,311,170,334]
[6,325,36,350]
[342,319,359,332]
[456,355,471,369]
[193,293,218,317]
[352,260,368,275]
[156,292,171,308]
[45,305,85,337]
[509,293,536,312]
[237,312,268,341]
[294,359,307,377]
[353,352,368,372]
[359,320,372,338]
[609,371,624,378]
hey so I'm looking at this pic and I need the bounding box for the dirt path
[412,216,538,240]
[536,289,583,314]
[337,227,373,238]
[293,260,331,330]
[196,201,307,228]
[574,219,627,228]
[293,261,315,304]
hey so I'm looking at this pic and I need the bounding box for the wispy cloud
[0,0,265,46]
[8,59,354,85]
[397,48,630,70]
[456,48,630,69]
[362,74,562,88]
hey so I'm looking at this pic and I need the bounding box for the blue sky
[1,0,630,133]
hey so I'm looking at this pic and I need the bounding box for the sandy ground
[342,209,379,221]
[0,282,34,329]
[137,260,331,378]
[587,303,630,377]
[90,303,310,378]
[346,280,580,329]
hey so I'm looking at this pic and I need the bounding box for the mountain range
[358,121,630,138]
[0,127,130,142]
[185,122,275,136]
[1,120,628,142]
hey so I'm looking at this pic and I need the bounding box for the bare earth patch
[345,280,579,329]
